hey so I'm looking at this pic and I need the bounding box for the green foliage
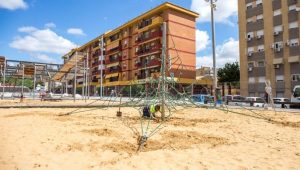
[1,77,34,89]
[217,62,240,85]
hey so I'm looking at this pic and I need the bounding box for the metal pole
[209,0,218,105]
[74,51,78,102]
[87,51,90,99]
[82,60,86,102]
[100,36,104,98]
[161,22,167,121]
[2,59,6,99]
[129,85,132,98]
[33,65,36,99]
[86,54,88,100]
[22,64,24,94]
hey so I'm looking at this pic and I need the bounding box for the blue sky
[0,0,239,68]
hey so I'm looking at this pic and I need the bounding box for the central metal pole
[209,0,218,105]
[100,36,104,98]
[74,51,78,102]
[161,22,167,121]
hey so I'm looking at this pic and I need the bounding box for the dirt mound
[82,128,119,137]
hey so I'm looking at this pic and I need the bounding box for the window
[256,0,263,7]
[289,5,297,11]
[258,76,266,83]
[289,38,299,46]
[247,18,253,23]
[258,45,264,52]
[246,3,252,9]
[258,60,265,67]
[247,47,254,53]
[276,75,284,82]
[257,30,264,36]
[274,25,283,32]
[248,62,255,68]
[291,74,300,81]
[273,9,281,16]
[256,14,263,21]
[249,77,255,83]
[247,32,254,40]
[289,22,298,29]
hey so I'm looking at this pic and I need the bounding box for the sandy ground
[0,105,300,169]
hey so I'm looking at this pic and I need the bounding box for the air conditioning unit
[296,7,300,12]
[248,52,253,57]
[248,67,253,72]
[247,37,252,41]
[258,49,264,52]
[257,35,262,39]
[274,64,280,69]
[274,31,279,36]
[291,42,299,47]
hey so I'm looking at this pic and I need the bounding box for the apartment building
[54,2,211,95]
[239,0,300,98]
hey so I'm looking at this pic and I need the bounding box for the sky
[0,0,239,68]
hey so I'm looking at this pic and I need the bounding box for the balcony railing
[136,30,162,44]
[136,59,161,69]
[106,46,122,55]
[105,56,122,64]
[136,44,162,56]
[138,17,163,31]
[105,67,121,74]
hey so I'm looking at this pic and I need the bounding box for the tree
[217,62,240,95]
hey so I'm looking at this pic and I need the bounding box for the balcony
[136,44,162,56]
[106,46,122,55]
[138,17,163,33]
[92,70,100,75]
[105,67,121,74]
[136,30,162,44]
[136,59,161,69]
[105,56,121,65]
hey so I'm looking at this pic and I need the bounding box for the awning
[106,62,119,68]
[288,56,300,63]
[273,58,283,64]
[105,73,119,79]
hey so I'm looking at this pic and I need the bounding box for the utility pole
[206,0,218,105]
[99,36,104,98]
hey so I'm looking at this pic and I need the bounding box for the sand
[0,103,300,169]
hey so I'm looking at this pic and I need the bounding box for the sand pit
[0,105,300,169]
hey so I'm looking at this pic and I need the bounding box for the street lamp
[205,0,218,105]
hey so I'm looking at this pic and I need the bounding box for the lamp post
[205,0,218,105]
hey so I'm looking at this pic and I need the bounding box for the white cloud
[196,29,210,52]
[18,26,37,33]
[67,28,86,36]
[45,22,56,28]
[10,27,77,55]
[197,38,239,68]
[0,0,28,10]
[34,54,58,63]
[191,0,238,25]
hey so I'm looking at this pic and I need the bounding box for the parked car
[245,97,265,107]
[273,98,290,109]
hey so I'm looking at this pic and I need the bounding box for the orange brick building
[53,2,212,95]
